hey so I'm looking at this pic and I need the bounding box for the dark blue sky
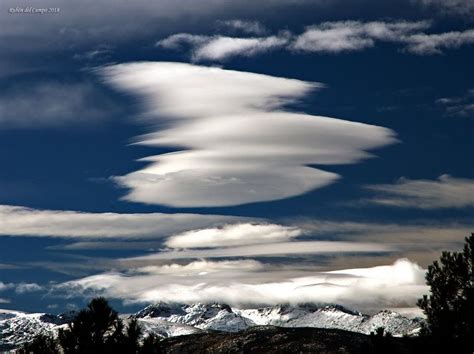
[0,0,473,313]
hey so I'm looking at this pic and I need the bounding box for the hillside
[158,326,422,354]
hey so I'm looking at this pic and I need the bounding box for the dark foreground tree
[21,297,150,354]
[58,297,123,353]
[417,233,473,352]
[139,333,162,354]
[18,334,58,354]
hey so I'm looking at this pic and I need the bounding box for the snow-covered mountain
[0,309,73,351]
[0,303,422,350]
[133,302,421,337]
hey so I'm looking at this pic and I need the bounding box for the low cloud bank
[56,259,428,313]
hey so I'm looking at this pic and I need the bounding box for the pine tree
[139,333,161,354]
[417,233,474,351]
[19,334,58,354]
[57,297,142,354]
[20,298,145,354]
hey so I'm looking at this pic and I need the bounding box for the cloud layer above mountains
[57,258,428,313]
[101,62,396,207]
[2,202,470,312]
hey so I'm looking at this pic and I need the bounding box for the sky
[0,0,473,316]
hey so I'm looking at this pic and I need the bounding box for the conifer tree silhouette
[18,334,58,354]
[417,233,474,352]
[57,297,142,354]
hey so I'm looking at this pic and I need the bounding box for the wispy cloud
[0,282,14,292]
[46,220,473,270]
[159,20,272,61]
[194,35,289,61]
[292,21,430,53]
[0,281,43,294]
[290,21,474,55]
[403,29,474,54]
[158,20,474,60]
[0,204,244,238]
[293,21,474,55]
[363,175,474,209]
[436,89,474,117]
[415,0,474,16]
[158,33,210,49]
[125,241,392,261]
[298,219,472,245]
[157,33,289,61]
[102,62,395,207]
[165,223,302,248]
[73,44,114,62]
[56,258,427,312]
[217,19,268,35]
[296,22,474,55]
[14,283,43,294]
[0,263,20,270]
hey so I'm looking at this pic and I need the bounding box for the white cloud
[293,21,474,55]
[0,282,14,292]
[329,259,425,284]
[159,21,474,58]
[102,62,396,207]
[403,29,474,54]
[15,283,43,294]
[73,45,114,62]
[0,281,43,294]
[57,258,427,312]
[0,204,244,238]
[292,20,431,53]
[157,33,289,61]
[293,23,374,52]
[0,298,10,304]
[0,81,117,129]
[124,241,392,261]
[364,175,474,209]
[158,21,431,58]
[165,223,302,248]
[193,35,289,61]
[137,259,265,274]
[46,219,473,266]
[436,89,474,117]
[157,33,210,49]
[217,19,268,35]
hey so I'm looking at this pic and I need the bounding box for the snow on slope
[0,309,70,350]
[136,317,201,338]
[235,305,421,336]
[135,302,255,332]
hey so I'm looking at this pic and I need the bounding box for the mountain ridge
[0,303,423,351]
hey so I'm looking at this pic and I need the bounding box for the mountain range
[0,303,422,351]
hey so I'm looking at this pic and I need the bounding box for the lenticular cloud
[101,62,396,207]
